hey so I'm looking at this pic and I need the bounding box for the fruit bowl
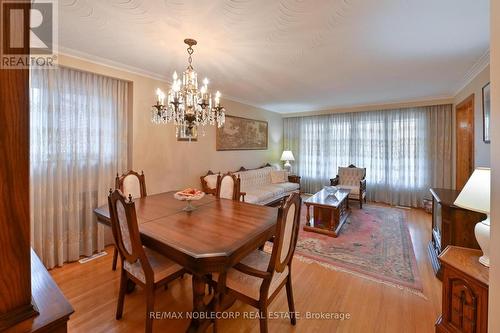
[174,188,205,211]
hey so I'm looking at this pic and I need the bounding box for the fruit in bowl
[174,188,205,212]
[174,188,205,201]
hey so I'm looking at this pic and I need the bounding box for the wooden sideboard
[5,250,74,333]
[428,188,486,279]
[436,246,488,333]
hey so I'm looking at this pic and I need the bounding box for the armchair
[330,164,367,208]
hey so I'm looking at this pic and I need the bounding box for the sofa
[201,164,300,206]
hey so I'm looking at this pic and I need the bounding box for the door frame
[455,94,475,190]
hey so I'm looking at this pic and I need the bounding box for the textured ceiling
[58,0,490,113]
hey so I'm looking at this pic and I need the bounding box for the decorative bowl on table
[323,185,338,194]
[174,188,205,212]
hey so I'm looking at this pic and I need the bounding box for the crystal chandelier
[151,38,225,139]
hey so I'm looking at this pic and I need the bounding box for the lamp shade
[280,150,295,161]
[454,167,490,215]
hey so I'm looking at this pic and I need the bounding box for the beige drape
[30,66,129,268]
[427,105,453,189]
[284,104,453,207]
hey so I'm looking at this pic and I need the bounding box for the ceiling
[58,0,490,113]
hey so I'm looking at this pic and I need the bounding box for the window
[284,105,452,207]
[30,66,129,268]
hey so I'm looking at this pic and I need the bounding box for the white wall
[57,54,283,194]
[488,1,499,331]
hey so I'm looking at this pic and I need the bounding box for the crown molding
[57,46,170,83]
[55,45,464,116]
[454,49,490,96]
[281,94,454,117]
[56,46,282,114]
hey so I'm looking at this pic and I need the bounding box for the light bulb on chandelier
[151,39,225,140]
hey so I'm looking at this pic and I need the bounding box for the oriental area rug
[278,203,424,297]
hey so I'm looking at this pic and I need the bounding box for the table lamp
[454,167,491,267]
[280,150,295,172]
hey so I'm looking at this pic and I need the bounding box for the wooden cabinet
[0,2,73,331]
[7,250,74,332]
[428,188,486,278]
[436,246,488,333]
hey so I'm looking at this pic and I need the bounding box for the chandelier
[151,38,225,139]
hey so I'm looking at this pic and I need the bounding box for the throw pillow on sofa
[271,170,288,184]
[204,174,219,190]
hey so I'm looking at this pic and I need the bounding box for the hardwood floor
[50,206,441,333]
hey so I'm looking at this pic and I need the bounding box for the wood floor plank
[50,206,441,333]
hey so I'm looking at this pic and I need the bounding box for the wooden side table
[288,175,301,184]
[288,175,301,192]
[436,246,489,333]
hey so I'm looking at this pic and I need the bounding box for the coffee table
[303,188,351,237]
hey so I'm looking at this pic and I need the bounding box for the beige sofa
[201,165,300,205]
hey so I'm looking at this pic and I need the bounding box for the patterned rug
[290,203,424,296]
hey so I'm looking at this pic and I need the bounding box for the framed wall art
[482,82,491,143]
[177,124,198,142]
[216,115,268,151]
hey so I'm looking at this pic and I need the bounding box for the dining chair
[112,170,147,270]
[211,192,302,333]
[108,189,186,333]
[116,169,147,199]
[215,172,246,201]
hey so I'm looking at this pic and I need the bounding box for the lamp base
[479,255,489,267]
[283,161,292,172]
[475,216,490,267]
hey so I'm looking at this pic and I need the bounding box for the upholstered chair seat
[123,247,184,284]
[213,250,289,301]
[337,185,365,199]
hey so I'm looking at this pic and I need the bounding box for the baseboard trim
[78,251,108,264]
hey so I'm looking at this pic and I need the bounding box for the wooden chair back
[268,192,302,273]
[216,173,242,201]
[107,189,153,282]
[115,170,147,199]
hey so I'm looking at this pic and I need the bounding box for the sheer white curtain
[284,105,452,207]
[30,66,129,268]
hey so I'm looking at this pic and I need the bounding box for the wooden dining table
[93,191,278,332]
